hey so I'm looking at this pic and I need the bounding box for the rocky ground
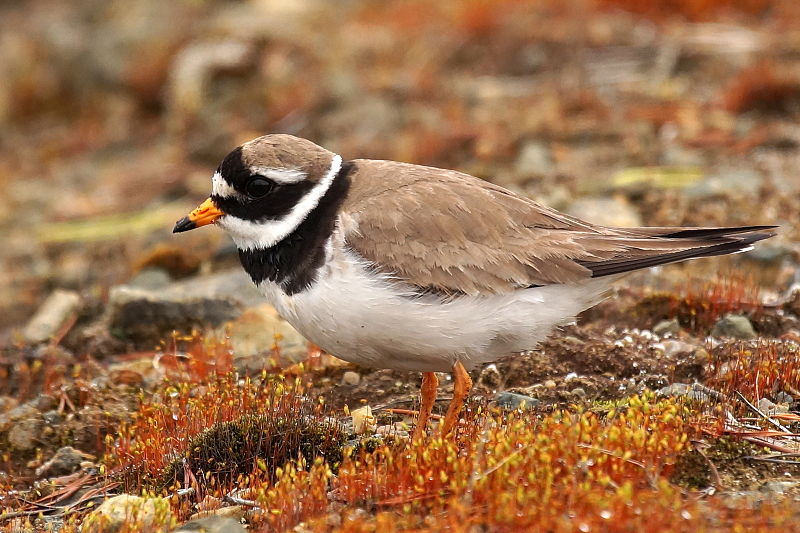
[3,0,800,531]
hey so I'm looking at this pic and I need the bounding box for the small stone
[188,506,245,522]
[565,196,642,228]
[82,494,172,533]
[757,398,788,414]
[570,387,587,399]
[657,383,690,397]
[514,141,554,177]
[660,340,696,358]
[351,405,375,434]
[35,446,95,479]
[42,410,63,425]
[774,392,794,405]
[477,364,501,389]
[175,516,245,533]
[225,305,309,368]
[686,390,710,402]
[106,269,266,344]
[23,289,81,344]
[711,314,756,340]
[759,480,798,495]
[127,267,172,290]
[0,403,38,430]
[341,371,360,387]
[32,394,58,412]
[107,286,241,344]
[8,418,44,451]
[495,391,539,411]
[544,379,557,389]
[653,318,681,336]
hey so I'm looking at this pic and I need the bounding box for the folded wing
[341,160,776,296]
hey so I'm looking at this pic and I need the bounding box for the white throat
[217,154,343,251]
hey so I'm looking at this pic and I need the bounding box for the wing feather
[340,159,776,295]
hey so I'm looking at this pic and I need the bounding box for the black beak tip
[173,216,196,233]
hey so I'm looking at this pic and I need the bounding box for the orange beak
[173,197,224,233]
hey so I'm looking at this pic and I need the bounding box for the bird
[173,134,776,438]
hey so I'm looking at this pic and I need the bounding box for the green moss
[157,414,347,489]
[670,436,760,489]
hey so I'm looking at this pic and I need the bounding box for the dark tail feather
[577,226,777,278]
[629,225,777,239]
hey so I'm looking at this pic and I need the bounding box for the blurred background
[2,0,799,339]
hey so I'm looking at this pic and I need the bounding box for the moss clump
[627,292,677,325]
[670,436,759,489]
[158,414,347,489]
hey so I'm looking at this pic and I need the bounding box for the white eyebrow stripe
[219,154,343,251]
[211,171,242,199]
[250,167,307,185]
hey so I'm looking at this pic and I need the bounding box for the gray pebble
[657,383,690,397]
[174,516,246,533]
[495,392,539,410]
[774,392,794,405]
[759,481,799,495]
[711,314,756,340]
[8,418,44,451]
[127,267,172,290]
[653,318,681,336]
[758,397,777,413]
[23,289,81,344]
[341,371,360,387]
[35,446,94,479]
[570,387,587,399]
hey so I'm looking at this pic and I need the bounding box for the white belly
[258,248,614,372]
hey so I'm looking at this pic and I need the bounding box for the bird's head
[173,134,342,251]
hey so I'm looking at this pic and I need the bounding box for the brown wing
[340,159,776,295]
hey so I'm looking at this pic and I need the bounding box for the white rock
[565,196,642,228]
[711,314,756,340]
[660,340,697,358]
[81,494,172,533]
[23,290,81,344]
[351,405,375,434]
[223,304,308,364]
[341,371,360,386]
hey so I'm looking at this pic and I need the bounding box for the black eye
[245,177,274,198]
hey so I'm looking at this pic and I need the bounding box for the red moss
[670,275,761,333]
[110,374,318,482]
[708,340,800,405]
[156,332,234,384]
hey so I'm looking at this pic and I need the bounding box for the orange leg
[413,372,439,439]
[441,361,473,436]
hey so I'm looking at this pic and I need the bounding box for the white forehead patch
[211,171,241,199]
[218,154,343,251]
[250,167,307,185]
